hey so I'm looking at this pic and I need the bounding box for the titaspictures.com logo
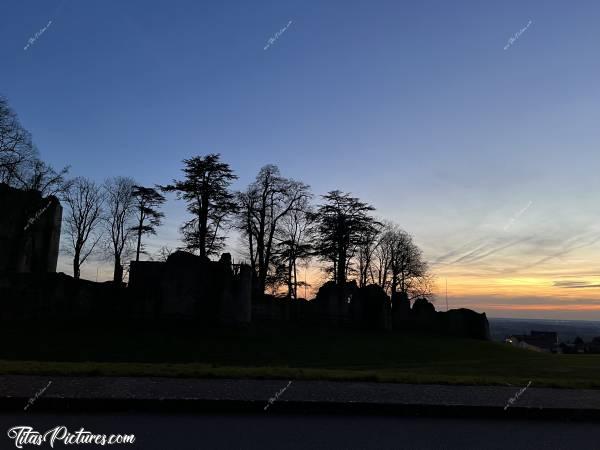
[7,426,135,448]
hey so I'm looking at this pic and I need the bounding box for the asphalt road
[0,413,597,450]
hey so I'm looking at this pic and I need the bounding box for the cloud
[431,201,535,267]
[453,236,532,265]
[553,281,600,289]
[503,200,533,231]
[507,232,600,273]
[432,236,532,267]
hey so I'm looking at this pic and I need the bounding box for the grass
[1,324,600,389]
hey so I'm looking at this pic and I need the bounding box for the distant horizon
[486,315,600,322]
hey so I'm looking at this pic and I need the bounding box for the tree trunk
[293,257,298,300]
[391,272,398,297]
[336,245,346,304]
[337,249,346,286]
[73,250,80,280]
[199,220,206,259]
[113,257,123,284]
[286,256,293,299]
[135,227,142,262]
[256,231,265,295]
[199,198,208,259]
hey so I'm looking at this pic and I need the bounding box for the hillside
[2,324,600,389]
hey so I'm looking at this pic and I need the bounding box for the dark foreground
[4,324,600,389]
[0,413,597,450]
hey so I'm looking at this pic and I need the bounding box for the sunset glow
[4,0,600,320]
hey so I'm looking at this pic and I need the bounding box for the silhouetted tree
[274,196,314,299]
[0,96,70,196]
[0,96,35,186]
[162,154,237,259]
[19,159,71,198]
[356,221,382,288]
[130,186,165,262]
[103,177,136,284]
[237,165,311,295]
[63,177,104,279]
[378,223,432,299]
[154,245,174,262]
[374,227,393,291]
[312,191,377,292]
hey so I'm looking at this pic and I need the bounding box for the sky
[2,0,600,319]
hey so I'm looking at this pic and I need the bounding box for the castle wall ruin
[0,183,61,274]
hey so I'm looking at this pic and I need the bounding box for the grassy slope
[1,325,600,388]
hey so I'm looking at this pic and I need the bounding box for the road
[0,413,596,450]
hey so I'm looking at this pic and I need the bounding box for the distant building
[506,330,558,353]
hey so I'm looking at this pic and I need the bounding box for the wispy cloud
[432,236,532,267]
[504,200,533,231]
[454,237,533,265]
[509,232,600,273]
[553,280,600,289]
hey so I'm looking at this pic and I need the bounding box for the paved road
[0,413,597,450]
[4,375,600,414]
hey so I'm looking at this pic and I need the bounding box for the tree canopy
[162,154,237,259]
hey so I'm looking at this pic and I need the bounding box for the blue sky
[3,0,600,318]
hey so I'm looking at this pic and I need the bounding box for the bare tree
[236,189,259,275]
[161,154,237,259]
[19,159,71,198]
[63,177,104,279]
[237,165,311,295]
[374,226,393,290]
[356,221,382,288]
[378,223,433,299]
[103,177,136,284]
[130,186,166,262]
[0,96,70,196]
[0,96,35,185]
[154,245,174,262]
[274,197,314,299]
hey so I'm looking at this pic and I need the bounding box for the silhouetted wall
[313,280,357,326]
[351,285,392,331]
[0,183,62,274]
[392,296,490,340]
[0,272,128,322]
[128,251,252,325]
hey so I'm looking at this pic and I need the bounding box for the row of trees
[0,96,433,299]
[63,178,165,282]
[162,155,433,300]
[1,97,166,283]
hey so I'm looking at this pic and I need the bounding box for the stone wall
[128,251,252,325]
[0,183,62,274]
[351,285,392,331]
[0,272,128,322]
[392,296,490,340]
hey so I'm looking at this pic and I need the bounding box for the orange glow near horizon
[430,255,600,318]
[62,247,600,319]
